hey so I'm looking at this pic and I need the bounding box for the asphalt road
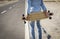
[0,1,18,13]
[0,0,25,39]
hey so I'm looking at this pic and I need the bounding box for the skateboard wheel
[22,14,24,16]
[22,14,25,20]
[48,10,50,13]
[49,17,52,19]
[49,13,53,15]
[24,21,26,24]
[22,17,25,20]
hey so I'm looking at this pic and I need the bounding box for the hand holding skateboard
[22,10,53,23]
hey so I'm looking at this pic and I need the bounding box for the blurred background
[0,0,60,39]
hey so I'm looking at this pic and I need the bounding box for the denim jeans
[27,0,47,39]
[30,20,42,39]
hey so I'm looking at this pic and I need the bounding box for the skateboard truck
[22,14,30,24]
[22,14,29,20]
[22,14,25,20]
[48,10,53,19]
[22,14,27,24]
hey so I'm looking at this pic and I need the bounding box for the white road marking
[1,4,16,14]
[9,7,12,9]
[1,10,7,14]
[0,4,16,14]
[13,5,15,7]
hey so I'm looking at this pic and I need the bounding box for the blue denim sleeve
[41,0,47,11]
[27,0,31,14]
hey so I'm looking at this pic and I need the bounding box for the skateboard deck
[22,10,53,21]
[26,12,48,21]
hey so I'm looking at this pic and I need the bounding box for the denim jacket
[27,0,47,14]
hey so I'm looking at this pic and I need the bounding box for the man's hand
[43,10,49,17]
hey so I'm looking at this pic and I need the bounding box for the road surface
[0,0,25,39]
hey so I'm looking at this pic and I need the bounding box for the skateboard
[22,10,53,23]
